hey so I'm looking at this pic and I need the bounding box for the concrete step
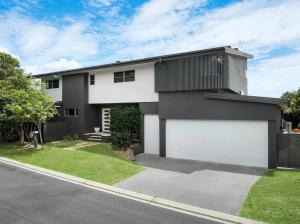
[87,138,102,142]
[88,135,102,138]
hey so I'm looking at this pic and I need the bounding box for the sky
[0,0,299,97]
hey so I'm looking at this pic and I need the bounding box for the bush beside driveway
[240,169,300,224]
[0,140,143,185]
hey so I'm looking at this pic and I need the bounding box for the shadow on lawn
[0,144,41,158]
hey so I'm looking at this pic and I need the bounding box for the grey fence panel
[278,134,300,168]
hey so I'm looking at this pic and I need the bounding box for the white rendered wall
[89,63,158,104]
[166,120,268,167]
[43,77,62,102]
[144,115,160,155]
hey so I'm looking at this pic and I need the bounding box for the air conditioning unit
[283,122,292,133]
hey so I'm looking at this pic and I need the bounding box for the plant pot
[94,127,100,133]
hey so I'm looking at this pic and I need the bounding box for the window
[114,70,135,83]
[125,70,135,82]
[46,79,59,89]
[114,72,124,83]
[90,75,95,85]
[65,108,79,117]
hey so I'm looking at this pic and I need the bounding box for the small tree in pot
[110,106,140,152]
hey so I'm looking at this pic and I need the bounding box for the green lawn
[0,141,143,185]
[240,169,300,224]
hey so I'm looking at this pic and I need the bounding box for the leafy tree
[0,51,56,145]
[26,89,57,146]
[281,88,300,128]
[0,52,24,80]
[0,89,32,143]
[110,106,140,151]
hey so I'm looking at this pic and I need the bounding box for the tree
[0,52,31,143]
[0,52,24,80]
[0,89,33,144]
[281,88,300,128]
[0,51,57,145]
[26,89,57,146]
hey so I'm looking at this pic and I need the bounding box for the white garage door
[166,120,268,167]
[144,115,160,155]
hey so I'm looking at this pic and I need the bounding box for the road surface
[0,162,219,224]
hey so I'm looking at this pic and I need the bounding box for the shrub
[110,106,140,151]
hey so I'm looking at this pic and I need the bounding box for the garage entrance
[166,120,268,167]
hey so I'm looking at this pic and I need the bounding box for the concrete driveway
[115,154,266,215]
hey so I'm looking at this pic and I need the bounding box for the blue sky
[0,0,300,97]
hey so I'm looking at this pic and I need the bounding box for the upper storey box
[155,46,253,95]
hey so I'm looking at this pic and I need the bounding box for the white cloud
[248,52,300,97]
[25,58,81,74]
[87,0,115,7]
[0,11,99,73]
[1,0,300,97]
[111,0,300,97]
[115,0,300,59]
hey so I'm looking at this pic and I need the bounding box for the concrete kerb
[0,157,263,224]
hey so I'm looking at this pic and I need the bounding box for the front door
[102,108,111,133]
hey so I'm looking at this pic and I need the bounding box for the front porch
[83,132,111,143]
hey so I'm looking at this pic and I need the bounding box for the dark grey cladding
[155,50,248,94]
[139,102,159,114]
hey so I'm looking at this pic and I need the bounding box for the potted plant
[94,127,101,133]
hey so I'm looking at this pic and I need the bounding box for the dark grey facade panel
[159,119,166,157]
[83,74,99,133]
[43,121,67,142]
[139,102,159,114]
[62,73,87,135]
[159,91,281,121]
[268,121,279,168]
[155,52,227,92]
[205,92,286,107]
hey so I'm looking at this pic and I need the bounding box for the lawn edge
[0,156,262,224]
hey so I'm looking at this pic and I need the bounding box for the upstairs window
[65,108,79,117]
[90,75,95,85]
[114,70,135,83]
[46,79,59,89]
[114,72,124,83]
[125,70,135,82]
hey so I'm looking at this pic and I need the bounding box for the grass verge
[0,141,143,185]
[240,169,300,224]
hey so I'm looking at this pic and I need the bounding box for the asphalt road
[0,162,219,224]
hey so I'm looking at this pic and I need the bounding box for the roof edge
[34,46,252,78]
[205,92,285,107]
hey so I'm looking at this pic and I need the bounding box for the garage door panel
[144,115,160,155]
[166,120,268,167]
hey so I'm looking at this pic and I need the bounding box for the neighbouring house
[35,46,284,169]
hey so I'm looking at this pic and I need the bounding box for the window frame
[113,70,135,83]
[90,75,95,85]
[114,71,124,83]
[46,79,59,89]
[124,70,135,82]
[64,108,79,117]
